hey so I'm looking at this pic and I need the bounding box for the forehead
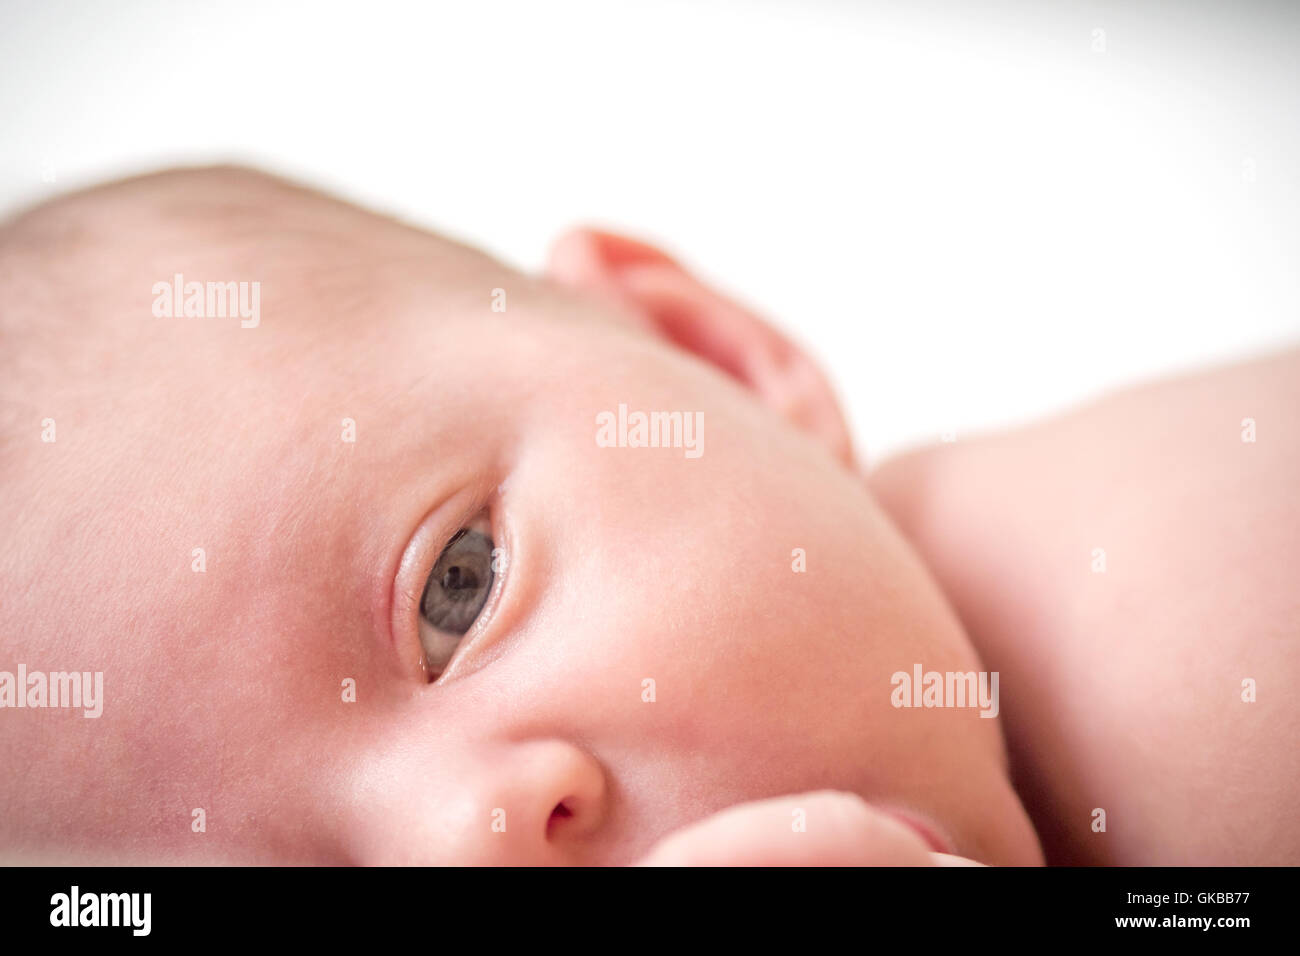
[4,166,662,627]
[4,165,605,418]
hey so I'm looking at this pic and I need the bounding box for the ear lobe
[547,228,855,466]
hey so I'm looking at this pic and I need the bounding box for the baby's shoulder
[868,349,1300,865]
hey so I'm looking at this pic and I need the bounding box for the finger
[636,791,936,866]
[931,852,987,866]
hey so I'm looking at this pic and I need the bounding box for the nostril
[547,800,574,835]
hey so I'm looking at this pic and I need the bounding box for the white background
[2,0,1296,460]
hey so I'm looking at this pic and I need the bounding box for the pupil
[443,565,479,591]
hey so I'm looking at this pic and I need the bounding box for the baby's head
[0,168,1040,864]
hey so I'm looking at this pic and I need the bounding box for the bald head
[0,165,537,479]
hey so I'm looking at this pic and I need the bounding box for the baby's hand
[635,791,983,866]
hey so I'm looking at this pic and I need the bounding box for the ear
[547,228,854,466]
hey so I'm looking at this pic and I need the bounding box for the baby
[0,167,1294,865]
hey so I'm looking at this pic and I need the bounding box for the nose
[429,739,608,865]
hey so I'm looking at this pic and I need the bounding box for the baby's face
[1,170,1039,864]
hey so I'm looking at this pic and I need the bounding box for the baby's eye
[419,528,495,676]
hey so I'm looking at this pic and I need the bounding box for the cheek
[546,562,877,802]
[505,388,998,810]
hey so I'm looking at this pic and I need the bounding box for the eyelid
[391,485,509,685]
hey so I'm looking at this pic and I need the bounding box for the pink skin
[637,792,948,866]
[0,168,1041,865]
[869,348,1300,865]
